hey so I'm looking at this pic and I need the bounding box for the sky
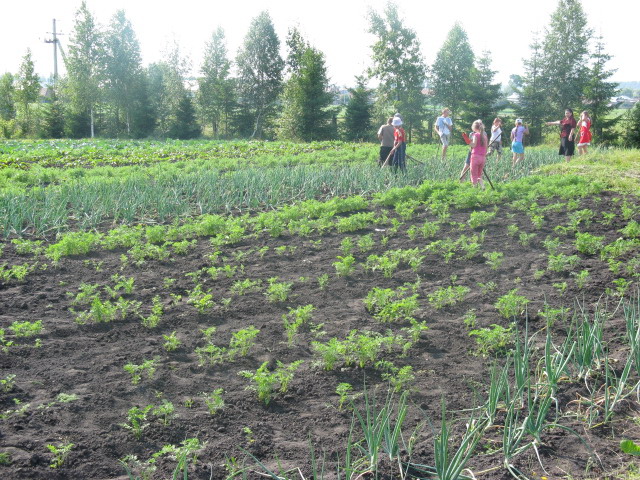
[2,0,639,88]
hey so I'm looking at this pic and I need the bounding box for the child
[511,118,529,166]
[486,118,503,161]
[469,119,488,189]
[435,108,453,161]
[577,111,592,155]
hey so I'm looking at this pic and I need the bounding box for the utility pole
[44,19,63,87]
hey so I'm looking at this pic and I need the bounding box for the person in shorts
[435,108,453,161]
[546,108,577,162]
[486,117,503,161]
[510,118,529,166]
[377,117,395,166]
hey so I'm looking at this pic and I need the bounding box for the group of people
[377,107,594,188]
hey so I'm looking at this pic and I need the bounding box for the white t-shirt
[490,126,502,143]
[436,116,452,136]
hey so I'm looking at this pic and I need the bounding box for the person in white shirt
[435,108,453,161]
[486,117,503,161]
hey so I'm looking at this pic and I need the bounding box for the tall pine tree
[65,1,103,138]
[517,35,550,145]
[540,0,591,111]
[343,76,373,142]
[368,4,426,140]
[235,12,284,139]
[277,29,336,141]
[582,37,619,144]
[430,23,475,124]
[465,51,501,126]
[0,73,16,121]
[103,10,149,137]
[197,27,235,138]
[15,49,41,136]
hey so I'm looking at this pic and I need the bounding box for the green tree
[343,76,373,141]
[517,35,550,145]
[169,93,200,139]
[284,26,308,74]
[41,95,65,138]
[65,1,103,137]
[15,49,41,136]
[582,37,619,144]
[465,51,501,125]
[103,10,147,137]
[235,12,284,139]
[149,40,192,138]
[277,31,336,141]
[128,71,155,138]
[623,102,640,148]
[368,4,426,140]
[430,23,474,125]
[0,73,16,121]
[540,0,591,111]
[147,62,171,136]
[197,27,235,138]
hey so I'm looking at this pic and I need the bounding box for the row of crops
[0,139,607,237]
[0,139,639,479]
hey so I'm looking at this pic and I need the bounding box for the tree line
[0,0,638,146]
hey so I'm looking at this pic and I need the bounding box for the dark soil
[0,190,639,479]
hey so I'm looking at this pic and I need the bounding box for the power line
[44,19,65,87]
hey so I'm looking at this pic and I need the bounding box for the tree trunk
[90,108,95,138]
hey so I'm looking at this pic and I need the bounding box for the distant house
[333,87,351,106]
[609,95,639,108]
[506,93,520,104]
[39,86,55,102]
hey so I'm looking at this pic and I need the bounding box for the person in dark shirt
[546,108,577,162]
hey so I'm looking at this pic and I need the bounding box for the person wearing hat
[387,116,406,173]
[546,109,577,162]
[435,108,453,161]
[510,118,529,166]
[377,117,395,166]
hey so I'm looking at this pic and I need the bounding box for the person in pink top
[469,119,488,189]
[577,110,592,155]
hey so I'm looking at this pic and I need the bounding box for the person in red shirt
[546,108,577,162]
[577,110,592,155]
[388,116,406,173]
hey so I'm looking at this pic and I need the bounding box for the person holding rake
[469,119,488,189]
[381,117,406,173]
